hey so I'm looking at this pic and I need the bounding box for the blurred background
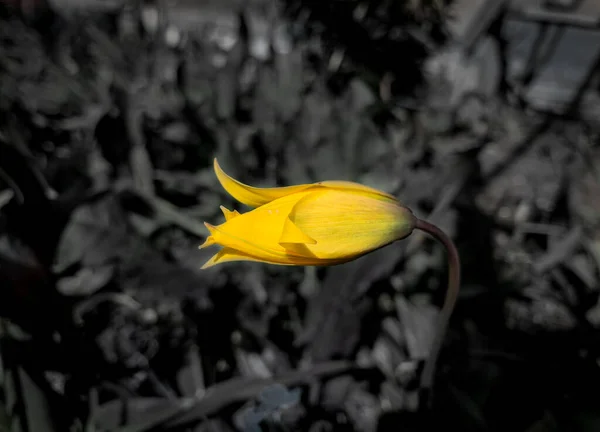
[1,0,600,430]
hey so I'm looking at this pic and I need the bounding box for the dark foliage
[1,0,600,431]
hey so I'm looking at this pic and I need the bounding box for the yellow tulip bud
[200,159,416,269]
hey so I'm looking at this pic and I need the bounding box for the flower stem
[414,218,461,410]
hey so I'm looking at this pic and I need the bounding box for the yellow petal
[199,223,217,249]
[200,245,349,269]
[220,205,240,221]
[316,181,398,202]
[288,189,415,260]
[205,191,313,261]
[214,158,312,208]
[201,191,342,266]
[279,217,317,245]
[201,247,271,269]
[213,158,400,208]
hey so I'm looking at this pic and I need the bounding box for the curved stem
[414,218,461,410]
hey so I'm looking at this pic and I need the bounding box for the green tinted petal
[289,189,415,259]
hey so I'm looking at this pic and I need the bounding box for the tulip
[199,159,417,269]
[200,158,461,410]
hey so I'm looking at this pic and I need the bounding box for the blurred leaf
[176,345,204,398]
[15,368,59,432]
[237,384,301,432]
[0,190,14,211]
[216,65,238,120]
[0,326,62,432]
[93,397,194,432]
[257,383,301,409]
[300,245,406,361]
[395,296,438,361]
[129,141,155,197]
[56,264,114,296]
[53,195,129,274]
[273,30,303,121]
[476,132,568,217]
[93,361,356,431]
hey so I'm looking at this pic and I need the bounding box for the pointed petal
[206,191,316,261]
[199,236,215,249]
[279,217,317,245]
[201,247,269,269]
[199,223,217,249]
[214,158,313,208]
[200,246,349,269]
[220,205,240,221]
[214,159,400,208]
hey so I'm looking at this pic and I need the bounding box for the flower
[199,159,416,269]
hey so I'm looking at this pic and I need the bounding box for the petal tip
[220,205,240,221]
[199,236,215,249]
[200,223,218,249]
[213,158,225,179]
[200,249,223,269]
[200,259,216,270]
